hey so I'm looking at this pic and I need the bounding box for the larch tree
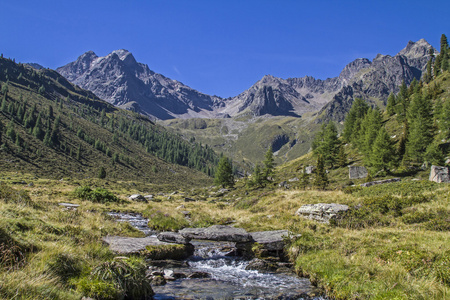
[370,126,395,173]
[214,156,234,188]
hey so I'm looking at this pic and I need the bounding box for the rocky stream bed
[107,212,327,300]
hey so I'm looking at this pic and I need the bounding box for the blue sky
[1,0,448,98]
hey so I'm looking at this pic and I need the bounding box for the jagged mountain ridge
[57,39,434,121]
[57,50,223,120]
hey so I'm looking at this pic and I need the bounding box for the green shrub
[74,186,120,203]
[75,277,121,300]
[0,182,35,207]
[89,257,153,300]
[401,210,434,224]
[45,253,84,283]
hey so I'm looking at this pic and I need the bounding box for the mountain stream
[108,212,326,299]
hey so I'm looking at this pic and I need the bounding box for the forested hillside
[0,56,218,187]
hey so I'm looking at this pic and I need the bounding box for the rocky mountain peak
[398,39,433,59]
[339,58,372,81]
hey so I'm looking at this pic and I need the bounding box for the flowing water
[110,212,326,300]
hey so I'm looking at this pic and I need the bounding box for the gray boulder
[305,166,315,174]
[179,225,252,242]
[429,165,450,183]
[129,194,147,202]
[349,166,368,179]
[102,236,172,255]
[157,232,191,244]
[296,203,349,223]
[249,230,292,251]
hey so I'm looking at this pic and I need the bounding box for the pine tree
[424,142,445,167]
[439,99,450,140]
[386,93,396,115]
[98,167,106,179]
[214,156,234,188]
[440,34,448,55]
[250,164,264,188]
[336,145,347,167]
[262,146,275,180]
[396,81,409,122]
[342,98,369,142]
[299,166,310,190]
[6,120,16,141]
[361,107,383,161]
[370,126,395,173]
[32,114,44,140]
[314,155,328,190]
[313,122,340,168]
[424,48,434,83]
[405,90,433,163]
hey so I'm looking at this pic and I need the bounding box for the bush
[45,253,84,283]
[74,186,120,203]
[75,277,121,300]
[88,257,153,300]
[0,182,35,207]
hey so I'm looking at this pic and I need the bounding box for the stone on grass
[348,166,368,179]
[249,230,291,251]
[129,194,147,202]
[429,165,450,183]
[296,203,349,223]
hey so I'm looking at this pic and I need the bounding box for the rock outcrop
[429,165,450,183]
[360,178,401,187]
[296,203,349,223]
[349,166,368,179]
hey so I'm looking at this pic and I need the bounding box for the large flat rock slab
[249,230,291,251]
[102,236,174,255]
[296,203,349,223]
[179,225,252,242]
[429,165,450,183]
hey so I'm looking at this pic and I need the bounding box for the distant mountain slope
[0,57,216,187]
[57,40,433,122]
[57,50,223,120]
[316,39,434,122]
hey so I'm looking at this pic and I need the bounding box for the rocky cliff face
[57,39,434,121]
[316,39,434,122]
[57,50,222,120]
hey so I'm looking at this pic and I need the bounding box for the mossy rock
[141,243,194,260]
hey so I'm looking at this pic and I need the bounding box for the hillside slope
[0,57,215,188]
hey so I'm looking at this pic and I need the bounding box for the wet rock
[150,275,166,286]
[348,166,368,179]
[429,165,450,183]
[179,225,252,242]
[163,269,176,281]
[245,258,277,272]
[188,271,211,279]
[296,203,349,223]
[360,178,401,187]
[148,260,190,268]
[157,232,191,244]
[102,236,177,255]
[129,194,147,202]
[250,230,292,251]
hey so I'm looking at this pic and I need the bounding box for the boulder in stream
[179,225,252,242]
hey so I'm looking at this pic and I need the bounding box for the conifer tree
[299,166,310,190]
[440,34,448,55]
[314,155,328,190]
[424,48,434,83]
[405,90,433,162]
[370,126,395,173]
[251,164,264,188]
[396,81,409,122]
[424,142,445,166]
[6,120,16,141]
[361,107,383,161]
[439,99,450,140]
[262,146,275,180]
[336,145,347,167]
[98,167,106,179]
[214,156,234,188]
[386,93,396,115]
[32,114,44,140]
[313,122,340,168]
[342,98,368,142]
[0,119,3,142]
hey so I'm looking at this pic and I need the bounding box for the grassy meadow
[0,166,449,299]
